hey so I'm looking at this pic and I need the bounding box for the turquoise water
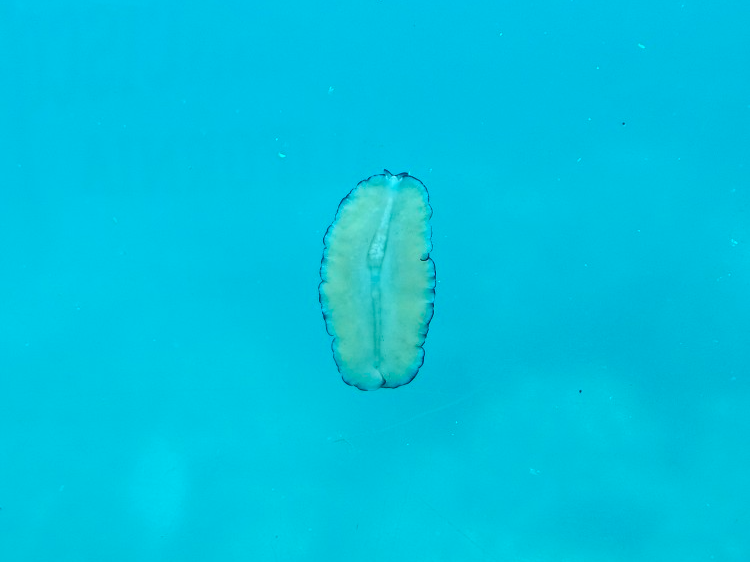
[1,1,748,560]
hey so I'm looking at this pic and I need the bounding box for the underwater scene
[1,1,748,560]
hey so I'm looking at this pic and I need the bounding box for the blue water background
[1,1,748,560]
